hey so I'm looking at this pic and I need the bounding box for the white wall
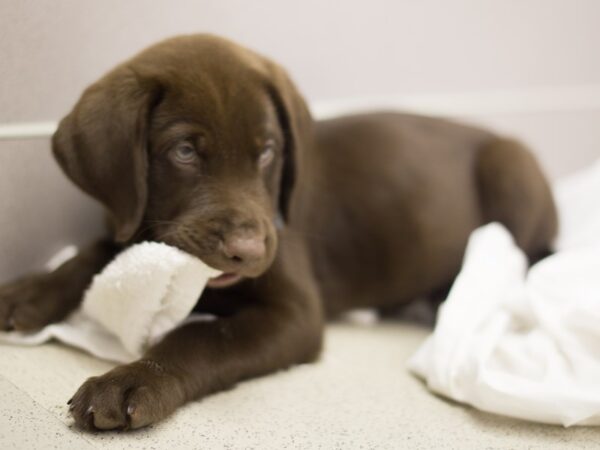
[2,0,600,122]
[1,0,599,281]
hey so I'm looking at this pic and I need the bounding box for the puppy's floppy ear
[264,62,313,222]
[52,68,161,243]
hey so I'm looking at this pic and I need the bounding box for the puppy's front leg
[69,277,323,431]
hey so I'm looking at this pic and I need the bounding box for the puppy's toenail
[86,405,94,414]
[127,404,136,416]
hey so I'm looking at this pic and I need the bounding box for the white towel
[0,242,220,363]
[409,159,600,426]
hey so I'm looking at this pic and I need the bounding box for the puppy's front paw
[68,360,186,431]
[0,274,63,331]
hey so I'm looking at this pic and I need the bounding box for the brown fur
[0,34,557,431]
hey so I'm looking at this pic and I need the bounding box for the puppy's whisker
[154,229,184,242]
[146,219,188,227]
[131,219,190,242]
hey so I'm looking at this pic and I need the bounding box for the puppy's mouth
[207,272,243,288]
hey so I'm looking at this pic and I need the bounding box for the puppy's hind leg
[475,137,558,263]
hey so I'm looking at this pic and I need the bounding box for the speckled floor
[0,321,598,449]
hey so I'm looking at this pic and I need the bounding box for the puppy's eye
[172,143,198,165]
[259,141,276,168]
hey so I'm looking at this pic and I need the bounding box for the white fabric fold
[0,242,220,363]
[409,159,600,426]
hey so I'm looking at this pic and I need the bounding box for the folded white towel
[409,159,600,426]
[0,242,220,363]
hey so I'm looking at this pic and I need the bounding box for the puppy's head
[52,35,312,288]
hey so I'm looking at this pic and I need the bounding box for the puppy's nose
[222,236,266,263]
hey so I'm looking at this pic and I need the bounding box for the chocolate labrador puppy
[0,34,557,430]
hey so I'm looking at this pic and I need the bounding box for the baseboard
[312,84,600,119]
[2,84,600,140]
[0,121,58,140]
